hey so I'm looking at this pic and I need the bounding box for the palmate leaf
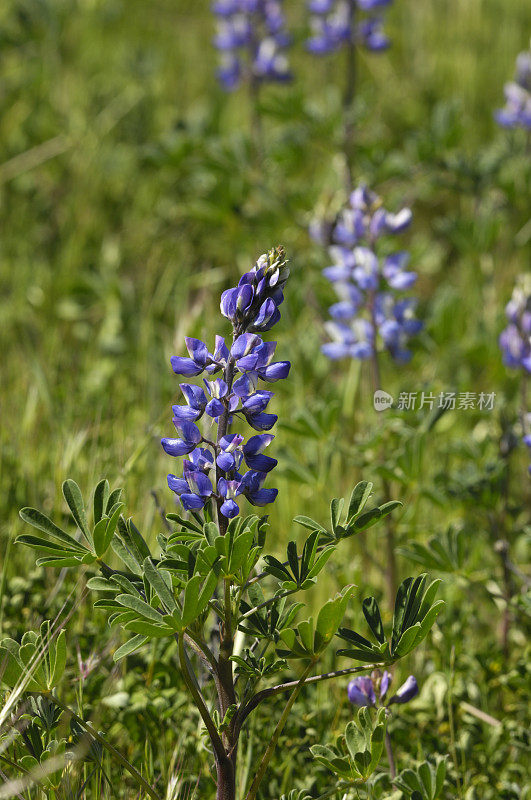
[18,479,125,565]
[0,623,67,693]
[277,585,356,660]
[397,528,466,573]
[293,481,402,544]
[338,576,444,664]
[395,757,447,800]
[310,707,387,782]
[262,531,335,593]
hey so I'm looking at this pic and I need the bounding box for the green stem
[385,729,396,780]
[237,662,378,731]
[49,694,161,800]
[244,661,315,800]
[177,634,226,765]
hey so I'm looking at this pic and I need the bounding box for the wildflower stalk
[385,728,396,779]
[343,0,357,189]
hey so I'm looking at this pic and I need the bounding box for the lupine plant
[311,184,422,610]
[307,1,393,186]
[494,49,531,130]
[317,184,422,366]
[9,248,444,800]
[307,0,392,56]
[212,1,292,91]
[499,274,530,475]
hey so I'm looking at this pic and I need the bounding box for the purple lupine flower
[388,675,419,705]
[167,468,214,512]
[162,420,202,457]
[499,277,531,373]
[317,185,422,363]
[495,50,531,130]
[212,1,292,91]
[307,0,392,56]
[164,247,289,518]
[524,422,531,476]
[348,671,418,708]
[348,676,376,706]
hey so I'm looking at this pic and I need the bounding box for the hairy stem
[236,663,378,733]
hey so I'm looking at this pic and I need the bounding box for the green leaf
[314,585,356,653]
[362,597,385,644]
[293,515,327,533]
[62,480,91,543]
[99,502,125,557]
[112,529,142,574]
[93,479,110,524]
[330,497,344,532]
[181,575,201,628]
[393,622,421,658]
[412,601,445,649]
[124,620,173,638]
[18,508,83,550]
[347,481,373,521]
[106,488,123,515]
[14,535,84,556]
[306,546,335,580]
[86,577,115,591]
[36,556,85,568]
[286,541,299,583]
[93,517,110,558]
[124,518,151,563]
[228,530,254,574]
[368,709,387,774]
[113,635,148,662]
[116,594,164,624]
[0,640,24,687]
[143,558,177,613]
[167,512,203,534]
[352,508,382,531]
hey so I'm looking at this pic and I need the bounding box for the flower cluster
[347,670,419,708]
[495,50,531,130]
[315,185,422,363]
[499,276,531,374]
[499,276,531,476]
[163,247,290,518]
[212,1,292,91]
[307,0,392,56]
[524,415,531,477]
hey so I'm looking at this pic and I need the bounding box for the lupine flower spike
[315,185,422,363]
[499,276,531,374]
[495,49,531,130]
[212,1,292,91]
[307,0,392,56]
[499,275,531,476]
[163,247,290,519]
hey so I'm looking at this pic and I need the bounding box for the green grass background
[0,0,530,796]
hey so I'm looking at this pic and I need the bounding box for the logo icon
[373,390,393,411]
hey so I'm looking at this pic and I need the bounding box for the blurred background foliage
[0,0,530,798]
